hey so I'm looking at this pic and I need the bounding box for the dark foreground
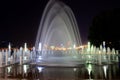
[0,63,120,80]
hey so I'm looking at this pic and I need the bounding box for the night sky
[1,0,120,47]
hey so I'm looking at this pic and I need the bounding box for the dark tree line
[88,8,120,50]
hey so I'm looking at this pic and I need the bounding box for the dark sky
[1,0,120,47]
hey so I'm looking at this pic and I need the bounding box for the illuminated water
[0,63,120,80]
[0,0,120,79]
[33,0,120,67]
[35,0,82,57]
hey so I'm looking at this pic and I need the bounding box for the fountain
[0,0,120,79]
[34,0,83,66]
[0,0,119,68]
[33,0,119,66]
[35,0,82,55]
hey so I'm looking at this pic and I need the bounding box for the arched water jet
[35,0,82,56]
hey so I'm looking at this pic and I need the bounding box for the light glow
[23,65,28,73]
[37,67,43,72]
[103,65,108,78]
[38,42,42,51]
[87,64,92,76]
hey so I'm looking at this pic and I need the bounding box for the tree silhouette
[88,8,120,50]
